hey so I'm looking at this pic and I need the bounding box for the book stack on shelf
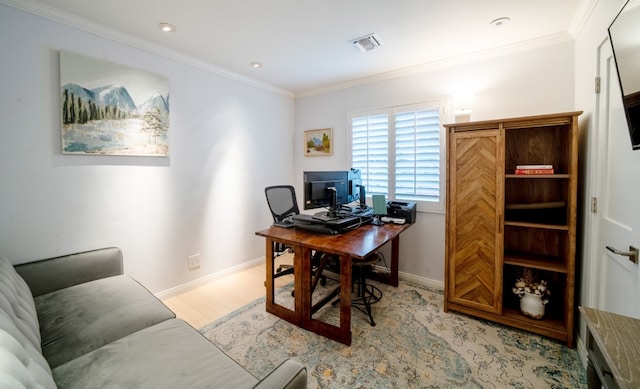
[515,164,554,175]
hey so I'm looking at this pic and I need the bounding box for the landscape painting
[304,128,332,156]
[60,51,169,156]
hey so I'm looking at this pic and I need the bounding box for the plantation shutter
[394,107,441,202]
[350,100,444,211]
[351,114,389,195]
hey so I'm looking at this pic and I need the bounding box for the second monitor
[303,169,362,216]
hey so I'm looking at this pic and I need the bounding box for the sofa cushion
[36,275,175,368]
[0,256,56,388]
[0,328,56,389]
[15,247,124,298]
[52,318,259,389]
[0,256,41,351]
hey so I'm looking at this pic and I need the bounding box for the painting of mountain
[60,51,169,156]
[304,128,332,156]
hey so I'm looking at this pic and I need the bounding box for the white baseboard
[369,264,444,291]
[575,332,588,368]
[398,271,444,291]
[155,257,265,299]
[156,259,444,299]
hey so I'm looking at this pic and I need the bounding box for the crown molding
[568,0,600,38]
[0,0,294,99]
[297,31,575,98]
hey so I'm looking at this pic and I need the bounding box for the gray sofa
[0,247,307,388]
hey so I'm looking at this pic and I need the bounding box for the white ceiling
[12,0,589,95]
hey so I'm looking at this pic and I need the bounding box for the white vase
[519,292,548,319]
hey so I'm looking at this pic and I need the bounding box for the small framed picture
[304,128,333,156]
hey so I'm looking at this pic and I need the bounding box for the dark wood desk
[255,223,411,345]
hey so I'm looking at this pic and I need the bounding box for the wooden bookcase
[444,111,582,347]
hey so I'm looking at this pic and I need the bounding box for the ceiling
[16,0,588,95]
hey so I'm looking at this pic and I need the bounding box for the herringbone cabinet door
[447,129,503,314]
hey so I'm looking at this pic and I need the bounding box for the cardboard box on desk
[386,201,416,223]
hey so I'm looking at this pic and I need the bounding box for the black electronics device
[386,200,417,224]
[609,0,640,150]
[303,169,362,211]
[292,213,371,235]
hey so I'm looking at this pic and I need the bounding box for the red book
[515,168,554,175]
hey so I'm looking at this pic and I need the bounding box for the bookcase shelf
[503,252,567,273]
[444,111,581,347]
[504,221,569,230]
[505,174,571,179]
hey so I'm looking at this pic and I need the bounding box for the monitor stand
[313,210,340,222]
[313,186,340,221]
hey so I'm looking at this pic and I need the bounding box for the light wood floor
[162,253,293,329]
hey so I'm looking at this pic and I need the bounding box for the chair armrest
[14,247,124,297]
[253,359,307,389]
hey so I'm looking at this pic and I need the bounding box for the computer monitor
[303,169,362,212]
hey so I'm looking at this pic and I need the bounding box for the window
[349,101,446,212]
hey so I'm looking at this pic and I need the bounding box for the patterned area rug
[200,281,585,388]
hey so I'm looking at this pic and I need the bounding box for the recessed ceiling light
[490,17,511,28]
[249,61,263,68]
[159,22,176,33]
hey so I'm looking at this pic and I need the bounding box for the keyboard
[292,213,371,234]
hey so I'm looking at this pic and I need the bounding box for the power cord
[374,251,391,275]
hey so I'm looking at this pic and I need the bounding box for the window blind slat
[351,103,443,207]
[351,114,389,195]
[394,107,441,203]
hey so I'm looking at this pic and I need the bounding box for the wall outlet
[188,254,201,270]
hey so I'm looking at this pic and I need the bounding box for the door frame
[583,37,613,309]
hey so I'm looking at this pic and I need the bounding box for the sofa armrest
[14,247,124,297]
[253,359,307,389]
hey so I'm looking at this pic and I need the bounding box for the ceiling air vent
[350,33,382,52]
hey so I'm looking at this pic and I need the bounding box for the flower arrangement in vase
[512,268,551,319]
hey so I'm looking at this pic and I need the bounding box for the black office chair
[264,185,327,287]
[265,185,299,226]
[264,185,299,276]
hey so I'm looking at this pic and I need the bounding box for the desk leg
[586,356,600,389]
[264,238,300,325]
[389,235,400,287]
[301,251,352,345]
[300,246,313,322]
[338,253,352,344]
[265,239,275,306]
[368,235,400,287]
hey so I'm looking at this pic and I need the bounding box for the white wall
[294,42,576,286]
[0,4,296,293]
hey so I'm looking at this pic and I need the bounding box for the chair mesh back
[265,186,300,222]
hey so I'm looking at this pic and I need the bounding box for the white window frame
[348,99,447,213]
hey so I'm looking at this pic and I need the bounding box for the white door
[593,41,640,317]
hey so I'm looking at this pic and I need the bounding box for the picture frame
[60,51,170,156]
[304,128,333,156]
